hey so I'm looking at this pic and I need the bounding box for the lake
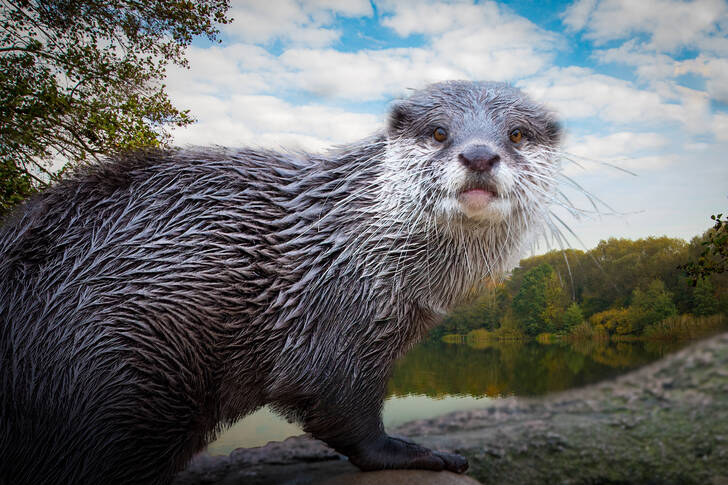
[206,337,692,455]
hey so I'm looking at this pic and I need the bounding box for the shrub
[643,314,726,341]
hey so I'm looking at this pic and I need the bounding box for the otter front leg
[299,392,468,473]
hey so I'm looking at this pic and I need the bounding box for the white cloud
[562,0,728,106]
[166,1,558,104]
[713,113,728,142]
[223,0,372,46]
[380,1,558,80]
[563,0,728,53]
[277,48,427,99]
[595,43,728,104]
[675,56,728,103]
[272,1,556,100]
[595,41,678,82]
[276,42,549,101]
[561,0,598,32]
[169,94,381,151]
[165,44,278,96]
[561,131,674,174]
[521,67,711,130]
[685,142,711,151]
[566,131,669,158]
[381,0,547,38]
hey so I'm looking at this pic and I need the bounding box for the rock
[174,436,353,485]
[321,470,482,485]
[228,436,342,467]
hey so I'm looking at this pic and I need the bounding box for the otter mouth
[457,181,500,214]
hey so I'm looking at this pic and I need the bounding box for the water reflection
[388,339,687,398]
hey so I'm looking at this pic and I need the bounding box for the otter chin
[1,81,561,484]
[457,188,507,220]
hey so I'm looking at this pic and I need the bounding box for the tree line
[430,227,728,342]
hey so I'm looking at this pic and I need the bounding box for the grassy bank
[642,314,725,341]
[442,313,727,346]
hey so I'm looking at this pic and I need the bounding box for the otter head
[382,81,561,233]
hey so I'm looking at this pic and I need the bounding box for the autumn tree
[542,271,569,332]
[0,0,230,214]
[589,307,631,335]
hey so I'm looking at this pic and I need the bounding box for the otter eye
[509,128,523,144]
[433,127,448,143]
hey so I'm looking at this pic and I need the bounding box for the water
[206,338,690,455]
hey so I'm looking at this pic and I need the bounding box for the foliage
[562,302,584,331]
[509,237,691,316]
[542,270,570,332]
[592,324,609,341]
[433,285,509,340]
[692,277,719,316]
[589,307,631,335]
[680,213,728,285]
[567,321,595,341]
[627,279,678,334]
[642,314,725,341]
[0,157,34,209]
[0,0,231,214]
[431,231,728,343]
[492,327,526,341]
[466,328,492,341]
[465,328,494,348]
[511,263,555,336]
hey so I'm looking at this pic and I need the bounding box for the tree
[542,271,569,332]
[680,213,728,285]
[627,279,678,334]
[0,0,231,214]
[692,277,719,316]
[512,263,553,336]
[562,302,584,331]
[589,307,631,335]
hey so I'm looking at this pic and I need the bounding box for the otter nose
[458,145,500,172]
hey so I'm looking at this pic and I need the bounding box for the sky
[164,0,728,252]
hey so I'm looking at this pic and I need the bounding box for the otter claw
[434,450,469,473]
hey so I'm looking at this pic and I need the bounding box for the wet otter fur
[0,81,561,484]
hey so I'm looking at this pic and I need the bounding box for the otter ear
[388,102,411,137]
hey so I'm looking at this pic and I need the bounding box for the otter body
[0,81,561,484]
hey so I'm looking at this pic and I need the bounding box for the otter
[0,81,561,484]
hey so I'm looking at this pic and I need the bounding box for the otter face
[384,81,561,229]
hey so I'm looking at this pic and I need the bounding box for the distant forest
[429,226,728,342]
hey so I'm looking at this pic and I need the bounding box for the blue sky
[165,0,728,251]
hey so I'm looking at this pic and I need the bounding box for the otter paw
[433,450,469,474]
[348,435,469,474]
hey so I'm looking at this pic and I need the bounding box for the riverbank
[174,331,728,485]
[440,313,726,346]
